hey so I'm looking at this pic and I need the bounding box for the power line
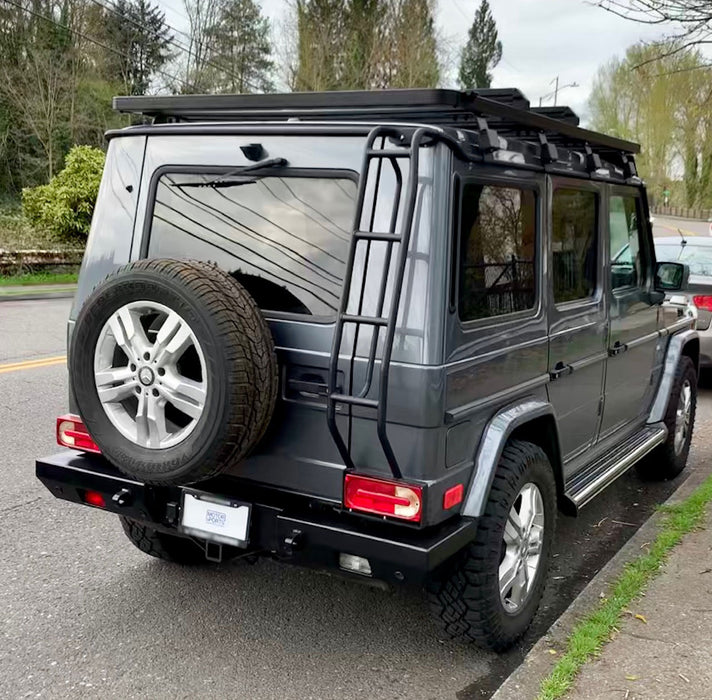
[0,0,196,91]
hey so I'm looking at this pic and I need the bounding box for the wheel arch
[649,329,699,424]
[461,399,567,519]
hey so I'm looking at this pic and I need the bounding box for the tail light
[693,295,712,312]
[57,414,101,454]
[344,474,422,522]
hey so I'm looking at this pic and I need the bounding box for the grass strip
[0,271,78,287]
[537,473,712,700]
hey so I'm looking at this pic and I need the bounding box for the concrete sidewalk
[567,507,712,700]
[0,283,76,301]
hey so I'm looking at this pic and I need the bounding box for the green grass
[0,270,78,286]
[537,473,712,700]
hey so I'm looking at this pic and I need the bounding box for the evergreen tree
[459,0,502,89]
[102,0,173,95]
[206,0,274,93]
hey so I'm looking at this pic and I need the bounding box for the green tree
[205,0,274,93]
[459,0,502,89]
[589,43,712,208]
[101,0,173,95]
[293,0,439,90]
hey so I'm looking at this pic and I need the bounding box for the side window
[552,188,598,303]
[457,183,537,322]
[609,195,644,289]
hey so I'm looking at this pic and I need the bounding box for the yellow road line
[0,355,66,374]
[657,223,703,238]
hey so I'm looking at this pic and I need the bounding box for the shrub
[22,146,105,243]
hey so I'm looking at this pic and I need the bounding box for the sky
[159,0,681,124]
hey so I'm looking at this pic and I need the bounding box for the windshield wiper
[172,157,289,188]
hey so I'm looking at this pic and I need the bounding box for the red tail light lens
[81,490,106,508]
[693,295,712,312]
[57,414,101,454]
[443,483,464,510]
[344,474,422,522]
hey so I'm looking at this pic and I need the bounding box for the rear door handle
[608,341,628,357]
[549,361,573,381]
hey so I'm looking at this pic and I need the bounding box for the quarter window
[552,189,598,303]
[456,184,537,322]
[609,195,644,289]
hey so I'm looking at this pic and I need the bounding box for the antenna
[678,228,687,247]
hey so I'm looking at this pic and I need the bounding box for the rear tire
[120,517,208,565]
[636,355,696,481]
[427,440,556,651]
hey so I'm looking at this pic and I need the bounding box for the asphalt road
[2,297,712,700]
[654,214,712,239]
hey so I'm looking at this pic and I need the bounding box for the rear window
[147,171,357,316]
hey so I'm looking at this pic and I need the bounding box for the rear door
[139,139,362,502]
[546,179,607,469]
[600,188,659,436]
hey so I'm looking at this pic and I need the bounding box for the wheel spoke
[95,366,134,387]
[499,554,519,599]
[504,508,524,546]
[509,565,528,608]
[160,374,205,420]
[154,320,193,366]
[115,307,150,358]
[135,392,169,448]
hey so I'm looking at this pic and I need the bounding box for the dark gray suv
[37,89,698,651]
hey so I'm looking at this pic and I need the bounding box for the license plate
[179,490,250,547]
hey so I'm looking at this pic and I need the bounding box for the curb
[0,287,76,302]
[492,463,710,700]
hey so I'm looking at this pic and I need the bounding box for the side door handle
[608,341,628,357]
[549,361,573,381]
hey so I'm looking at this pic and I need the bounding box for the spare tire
[70,258,278,484]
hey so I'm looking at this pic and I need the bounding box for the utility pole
[538,77,579,107]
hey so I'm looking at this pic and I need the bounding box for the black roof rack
[113,88,639,156]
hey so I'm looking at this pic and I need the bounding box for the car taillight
[57,414,101,454]
[343,474,422,522]
[693,295,712,312]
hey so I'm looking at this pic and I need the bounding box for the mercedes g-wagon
[36,89,698,651]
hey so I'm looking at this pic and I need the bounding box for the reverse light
[693,295,712,312]
[57,414,101,454]
[80,490,106,508]
[344,474,422,522]
[443,483,464,510]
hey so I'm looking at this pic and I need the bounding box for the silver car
[656,235,712,369]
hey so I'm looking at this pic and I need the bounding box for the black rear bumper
[36,451,477,586]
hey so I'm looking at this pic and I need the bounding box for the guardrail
[0,249,83,275]
[651,205,712,221]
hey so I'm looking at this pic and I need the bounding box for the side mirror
[655,261,689,292]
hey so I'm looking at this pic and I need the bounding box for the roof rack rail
[113,88,640,156]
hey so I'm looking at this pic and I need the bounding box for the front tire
[427,440,557,651]
[636,355,696,480]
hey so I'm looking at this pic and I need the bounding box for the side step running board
[564,424,667,510]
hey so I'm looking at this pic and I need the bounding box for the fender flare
[648,328,699,424]
[461,399,561,518]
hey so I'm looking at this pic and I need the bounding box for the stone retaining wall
[0,249,84,274]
